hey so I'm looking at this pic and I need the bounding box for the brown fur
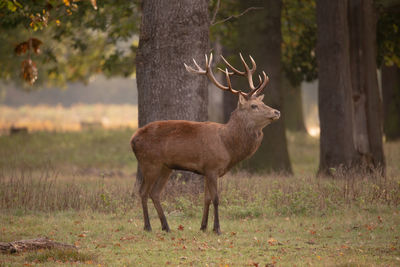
[131,94,280,234]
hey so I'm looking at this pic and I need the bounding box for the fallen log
[0,237,77,254]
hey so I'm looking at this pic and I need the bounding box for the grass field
[0,104,138,134]
[0,127,399,266]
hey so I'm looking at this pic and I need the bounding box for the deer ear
[238,94,247,108]
[257,94,264,101]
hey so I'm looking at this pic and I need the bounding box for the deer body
[132,109,264,178]
[131,54,280,234]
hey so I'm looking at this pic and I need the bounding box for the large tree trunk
[348,0,385,171]
[136,0,209,183]
[382,64,400,140]
[316,0,386,176]
[228,0,292,173]
[316,0,359,175]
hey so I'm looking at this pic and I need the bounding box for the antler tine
[218,67,234,75]
[207,53,211,68]
[220,55,245,75]
[248,55,257,73]
[222,68,243,95]
[193,59,205,73]
[203,53,233,91]
[184,57,206,74]
[238,53,257,90]
[254,71,269,96]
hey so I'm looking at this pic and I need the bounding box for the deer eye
[251,104,258,109]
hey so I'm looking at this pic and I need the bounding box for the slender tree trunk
[283,76,306,132]
[136,0,209,183]
[348,0,385,171]
[382,64,400,140]
[316,0,358,175]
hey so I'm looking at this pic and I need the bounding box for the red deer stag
[130,53,280,234]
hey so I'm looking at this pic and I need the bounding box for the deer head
[184,53,280,129]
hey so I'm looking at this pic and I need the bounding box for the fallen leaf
[178,225,184,231]
[120,235,135,241]
[268,238,277,246]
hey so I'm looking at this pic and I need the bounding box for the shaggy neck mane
[222,109,263,168]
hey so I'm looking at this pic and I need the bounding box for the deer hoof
[200,226,207,232]
[213,228,221,235]
[162,226,170,232]
[144,225,152,232]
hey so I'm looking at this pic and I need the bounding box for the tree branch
[210,0,221,25]
[211,6,264,27]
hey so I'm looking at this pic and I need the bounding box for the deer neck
[222,109,264,167]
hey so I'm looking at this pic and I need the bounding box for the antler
[221,53,269,97]
[184,53,269,99]
[184,53,247,97]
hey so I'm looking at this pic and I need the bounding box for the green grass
[0,128,137,172]
[0,129,399,266]
[1,208,399,266]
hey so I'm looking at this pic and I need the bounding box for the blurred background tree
[377,0,400,141]
[0,0,140,88]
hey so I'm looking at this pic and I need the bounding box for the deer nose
[274,110,280,117]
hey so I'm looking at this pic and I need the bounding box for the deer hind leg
[200,178,212,231]
[149,167,172,232]
[139,164,163,232]
[205,174,221,235]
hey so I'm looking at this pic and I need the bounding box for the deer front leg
[200,178,212,231]
[205,175,221,235]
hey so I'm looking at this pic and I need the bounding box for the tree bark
[348,0,385,170]
[228,0,292,173]
[316,0,359,175]
[316,0,386,176]
[136,0,209,183]
[382,64,400,140]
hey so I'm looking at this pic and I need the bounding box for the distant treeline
[1,76,137,107]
